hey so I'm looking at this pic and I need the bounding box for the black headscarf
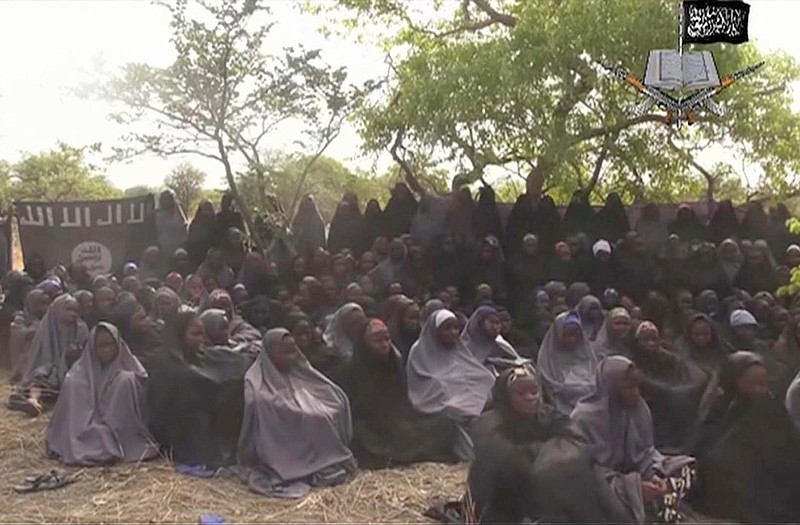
[596,192,630,243]
[706,200,740,245]
[473,186,504,242]
[503,193,536,259]
[327,193,365,255]
[562,191,595,239]
[290,194,327,260]
[740,201,769,242]
[382,183,417,240]
[215,193,245,247]
[361,199,385,253]
[668,205,707,243]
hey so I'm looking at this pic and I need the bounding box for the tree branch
[569,114,670,145]
[583,137,613,197]
[389,128,425,196]
[470,0,517,27]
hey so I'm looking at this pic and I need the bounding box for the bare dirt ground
[0,370,466,524]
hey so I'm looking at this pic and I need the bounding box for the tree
[9,143,121,203]
[331,0,800,204]
[101,0,373,248]
[164,162,206,214]
[123,185,161,198]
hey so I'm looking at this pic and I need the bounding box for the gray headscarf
[45,322,158,465]
[571,355,694,523]
[237,328,354,498]
[406,309,495,419]
[591,307,632,359]
[460,305,519,364]
[154,190,188,259]
[149,286,181,322]
[577,295,604,342]
[322,302,364,359]
[536,311,598,417]
[17,294,89,392]
[718,238,742,283]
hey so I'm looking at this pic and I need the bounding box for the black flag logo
[682,0,750,45]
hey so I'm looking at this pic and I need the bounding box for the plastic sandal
[13,470,74,494]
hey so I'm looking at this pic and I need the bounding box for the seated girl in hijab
[109,296,161,359]
[631,322,708,452]
[46,322,158,466]
[576,295,605,342]
[180,274,207,308]
[572,356,696,524]
[689,352,800,523]
[537,311,598,417]
[468,365,631,524]
[406,309,495,460]
[322,302,367,361]
[384,295,421,362]
[9,294,88,417]
[237,328,356,499]
[144,311,253,468]
[345,319,457,469]
[460,306,520,372]
[9,289,51,383]
[590,307,632,359]
[203,289,261,344]
[149,286,182,332]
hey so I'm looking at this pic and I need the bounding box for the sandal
[13,470,74,494]
[7,394,42,418]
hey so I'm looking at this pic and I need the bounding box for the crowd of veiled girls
[2,185,800,523]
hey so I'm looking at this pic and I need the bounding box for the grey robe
[237,329,355,499]
[537,312,598,417]
[322,302,364,359]
[571,356,694,523]
[46,322,158,466]
[460,306,520,366]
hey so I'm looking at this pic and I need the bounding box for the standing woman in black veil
[327,192,365,256]
[706,199,740,245]
[503,193,536,259]
[668,204,707,243]
[596,192,630,244]
[186,200,218,271]
[533,195,562,258]
[562,191,596,241]
[382,182,417,240]
[215,192,245,247]
[472,186,504,243]
[361,199,385,254]
[290,194,327,261]
[739,201,769,242]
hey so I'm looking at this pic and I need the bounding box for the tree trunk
[526,162,547,204]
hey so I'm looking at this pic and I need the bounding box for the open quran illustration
[599,0,763,127]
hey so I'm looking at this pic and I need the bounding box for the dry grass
[0,371,467,524]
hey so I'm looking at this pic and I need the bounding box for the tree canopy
[165,162,207,214]
[331,0,800,204]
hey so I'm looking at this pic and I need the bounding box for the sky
[0,0,798,191]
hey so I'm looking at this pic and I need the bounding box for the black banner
[682,0,750,45]
[15,196,156,276]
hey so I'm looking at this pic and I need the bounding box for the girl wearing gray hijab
[571,356,695,523]
[9,289,51,383]
[460,305,520,370]
[536,311,598,417]
[406,309,495,460]
[9,294,89,417]
[46,322,158,466]
[322,302,367,359]
[237,328,356,499]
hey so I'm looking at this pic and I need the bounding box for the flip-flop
[14,470,74,494]
[7,395,42,418]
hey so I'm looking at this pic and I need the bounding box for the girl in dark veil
[447,186,476,247]
[472,186,503,243]
[327,192,365,255]
[635,203,669,250]
[290,194,327,261]
[503,193,536,259]
[345,319,458,469]
[382,182,417,240]
[767,203,799,260]
[360,199,385,254]
[596,192,630,243]
[734,241,778,294]
[739,201,769,242]
[186,200,217,270]
[562,191,595,240]
[706,199,739,245]
[688,351,800,523]
[668,204,707,243]
[470,236,508,306]
[509,234,546,313]
[533,195,562,258]
[214,193,245,249]
[385,295,421,361]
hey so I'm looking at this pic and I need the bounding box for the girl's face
[445,287,460,306]
[156,295,177,317]
[92,328,120,366]
[184,319,205,354]
[588,304,604,324]
[32,293,52,319]
[292,321,312,351]
[721,243,739,261]
[344,309,368,338]
[208,317,230,345]
[365,327,392,359]
[131,308,152,335]
[690,319,713,348]
[270,335,301,372]
[560,322,583,350]
[736,364,769,401]
[480,313,502,340]
[436,318,461,349]
[332,258,347,276]
[660,325,675,351]
[677,291,694,312]
[402,304,421,335]
[637,330,660,355]
[187,277,204,299]
[61,301,80,326]
[508,376,540,417]
[293,257,307,275]
[787,250,800,268]
[203,277,218,293]
[359,252,376,274]
[609,315,632,340]
[615,368,643,410]
[733,325,757,345]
